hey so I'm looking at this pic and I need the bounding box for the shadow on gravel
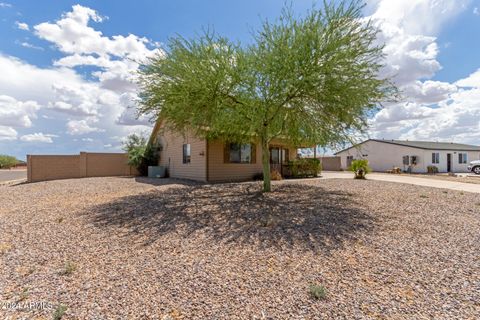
[84,183,375,251]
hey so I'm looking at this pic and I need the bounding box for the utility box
[148,166,166,178]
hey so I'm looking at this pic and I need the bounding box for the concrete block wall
[27,152,139,182]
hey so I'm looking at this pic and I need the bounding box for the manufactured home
[335,139,480,173]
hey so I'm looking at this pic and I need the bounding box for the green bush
[122,134,158,176]
[309,284,327,300]
[0,155,18,169]
[349,159,371,179]
[53,304,68,320]
[287,158,321,178]
[427,165,438,174]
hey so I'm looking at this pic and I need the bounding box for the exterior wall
[27,152,138,182]
[319,156,341,171]
[207,139,297,182]
[336,140,480,173]
[337,141,426,173]
[154,122,298,182]
[207,140,262,182]
[420,150,480,173]
[157,128,207,181]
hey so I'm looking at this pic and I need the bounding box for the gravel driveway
[0,177,479,319]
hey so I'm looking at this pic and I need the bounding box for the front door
[447,153,452,172]
[270,147,288,175]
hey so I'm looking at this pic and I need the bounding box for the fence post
[79,152,87,177]
[27,154,32,182]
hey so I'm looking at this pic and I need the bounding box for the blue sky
[0,0,480,159]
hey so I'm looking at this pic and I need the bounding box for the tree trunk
[261,135,271,192]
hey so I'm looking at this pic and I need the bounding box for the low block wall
[320,156,341,171]
[27,152,139,182]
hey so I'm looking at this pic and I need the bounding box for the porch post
[313,145,317,159]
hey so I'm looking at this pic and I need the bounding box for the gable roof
[334,139,480,154]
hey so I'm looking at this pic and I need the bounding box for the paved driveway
[0,170,27,183]
[320,171,480,194]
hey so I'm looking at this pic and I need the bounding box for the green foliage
[0,154,18,169]
[427,165,438,174]
[122,133,157,175]
[309,284,328,300]
[287,158,321,178]
[349,159,371,179]
[138,1,397,191]
[18,287,30,302]
[59,261,76,276]
[53,304,68,320]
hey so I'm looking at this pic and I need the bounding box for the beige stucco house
[149,119,299,182]
[335,139,480,173]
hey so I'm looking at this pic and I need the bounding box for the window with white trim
[432,152,440,164]
[459,153,467,164]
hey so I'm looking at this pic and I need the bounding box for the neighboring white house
[335,139,480,173]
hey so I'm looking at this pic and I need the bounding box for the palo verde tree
[138,1,396,192]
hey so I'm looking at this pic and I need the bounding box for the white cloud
[66,119,105,135]
[364,0,480,145]
[34,5,162,95]
[402,80,457,104]
[15,21,29,31]
[0,126,17,141]
[116,92,152,126]
[370,0,471,36]
[17,41,44,50]
[455,69,480,88]
[0,2,11,8]
[20,133,58,143]
[0,95,40,128]
[474,7,479,15]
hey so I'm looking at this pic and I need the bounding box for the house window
[402,155,410,165]
[410,156,418,166]
[459,153,467,164]
[226,143,254,163]
[183,144,191,164]
[432,152,440,164]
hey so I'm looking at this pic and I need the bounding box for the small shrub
[0,242,12,255]
[18,287,29,302]
[349,159,371,179]
[287,158,321,178]
[60,261,77,276]
[270,170,282,181]
[123,133,158,176]
[419,194,428,199]
[309,284,327,300]
[56,217,64,223]
[427,165,439,174]
[53,304,68,320]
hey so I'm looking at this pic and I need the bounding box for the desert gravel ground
[0,177,479,319]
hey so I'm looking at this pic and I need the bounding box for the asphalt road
[0,170,27,183]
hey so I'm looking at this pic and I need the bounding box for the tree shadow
[84,182,375,252]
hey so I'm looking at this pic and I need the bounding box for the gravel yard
[397,173,480,185]
[1,177,479,319]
